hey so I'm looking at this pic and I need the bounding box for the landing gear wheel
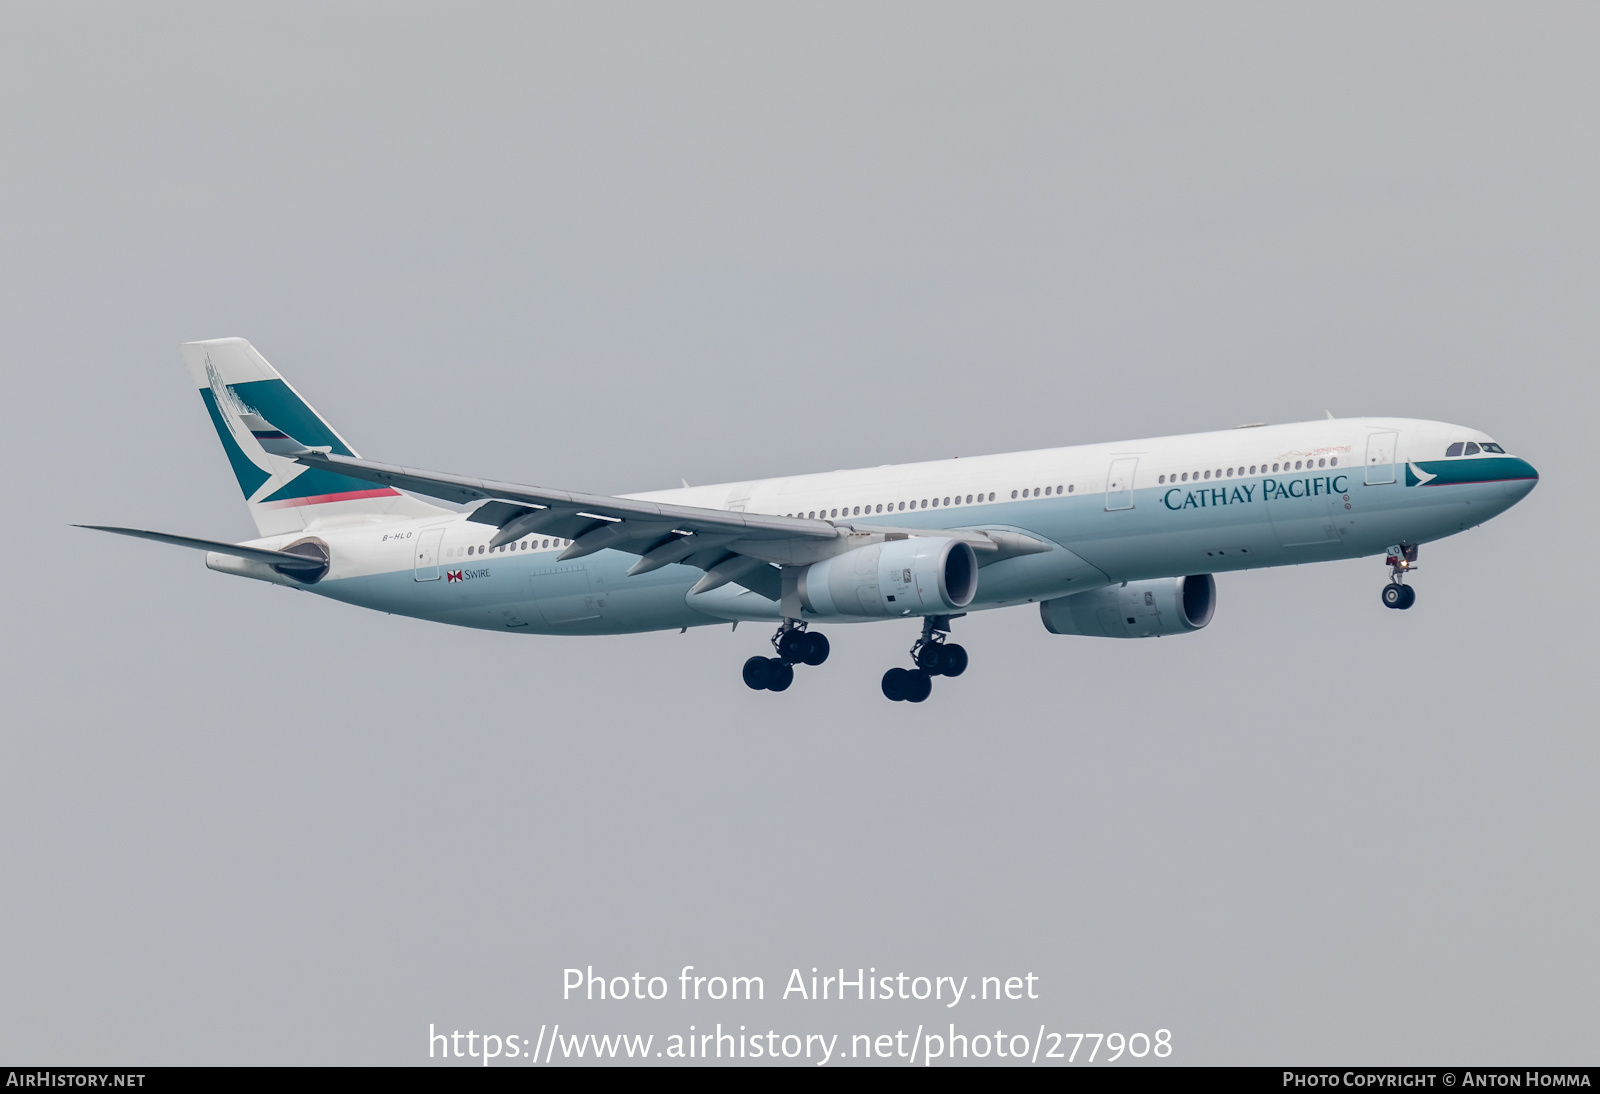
[905,669,933,703]
[742,656,772,690]
[939,643,968,678]
[801,632,830,666]
[765,659,794,691]
[882,667,910,702]
[776,629,807,663]
[1382,583,1405,609]
[915,643,945,674]
[1397,585,1416,610]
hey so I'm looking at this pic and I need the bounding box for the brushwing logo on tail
[205,355,273,477]
[205,354,310,503]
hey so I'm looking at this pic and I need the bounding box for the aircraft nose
[1510,457,1539,499]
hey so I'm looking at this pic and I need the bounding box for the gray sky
[1,2,1595,1065]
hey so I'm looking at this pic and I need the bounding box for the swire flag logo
[446,570,463,583]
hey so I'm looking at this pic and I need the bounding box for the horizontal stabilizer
[74,525,327,572]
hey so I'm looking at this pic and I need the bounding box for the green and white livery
[84,338,1539,703]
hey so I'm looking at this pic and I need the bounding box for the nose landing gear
[742,619,829,692]
[1382,543,1418,610]
[882,615,967,702]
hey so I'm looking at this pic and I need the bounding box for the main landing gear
[1381,543,1418,611]
[742,620,830,692]
[882,615,968,703]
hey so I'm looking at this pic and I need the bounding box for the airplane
[82,338,1539,703]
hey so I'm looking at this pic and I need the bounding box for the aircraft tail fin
[181,338,448,537]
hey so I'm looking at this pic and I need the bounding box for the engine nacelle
[1040,575,1215,638]
[798,537,978,618]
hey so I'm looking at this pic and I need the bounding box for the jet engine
[1039,575,1215,638]
[797,537,977,618]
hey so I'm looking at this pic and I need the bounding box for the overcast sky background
[1,3,1596,1066]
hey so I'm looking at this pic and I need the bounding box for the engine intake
[798,537,977,618]
[1040,575,1215,638]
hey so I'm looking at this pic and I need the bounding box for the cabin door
[1365,431,1399,485]
[1105,458,1139,511]
[413,527,444,581]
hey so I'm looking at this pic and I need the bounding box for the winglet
[1325,409,1335,420]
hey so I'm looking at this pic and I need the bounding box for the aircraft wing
[273,433,1047,601]
[294,450,835,543]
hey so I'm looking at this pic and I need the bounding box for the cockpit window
[1481,442,1505,453]
[1464,442,1481,455]
[1446,442,1464,457]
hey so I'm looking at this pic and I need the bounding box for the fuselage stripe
[257,487,402,509]
[1419,476,1539,486]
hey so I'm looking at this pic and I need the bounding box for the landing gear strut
[882,615,968,703]
[1381,543,1418,610]
[742,619,829,692]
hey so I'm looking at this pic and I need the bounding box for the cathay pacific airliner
[83,339,1538,702]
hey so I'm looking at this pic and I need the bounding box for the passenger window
[1464,442,1480,455]
[1067,485,1073,493]
[1318,458,1326,467]
[1011,490,1018,499]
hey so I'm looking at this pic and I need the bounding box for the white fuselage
[207,417,1537,635]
